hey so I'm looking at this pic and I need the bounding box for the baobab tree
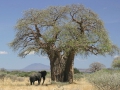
[9,4,119,83]
[89,62,106,72]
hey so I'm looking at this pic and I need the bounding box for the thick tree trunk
[48,49,75,83]
[50,62,56,81]
[50,56,66,82]
[48,50,66,82]
[63,50,75,83]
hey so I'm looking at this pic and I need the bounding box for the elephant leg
[38,78,41,85]
[42,77,45,85]
[30,81,32,85]
[38,81,40,85]
[33,81,35,85]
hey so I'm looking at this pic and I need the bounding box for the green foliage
[86,69,120,90]
[9,71,36,77]
[0,71,23,82]
[0,73,6,81]
[73,68,84,81]
[112,56,120,68]
[0,70,50,78]
[74,68,80,74]
[9,4,119,58]
[74,73,84,81]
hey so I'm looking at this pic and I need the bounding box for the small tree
[89,62,105,72]
[74,68,80,74]
[112,56,120,69]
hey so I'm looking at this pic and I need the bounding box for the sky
[0,0,120,70]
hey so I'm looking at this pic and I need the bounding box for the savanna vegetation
[112,56,120,68]
[9,4,119,83]
[1,68,120,90]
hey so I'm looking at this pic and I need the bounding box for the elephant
[38,70,47,85]
[29,70,47,85]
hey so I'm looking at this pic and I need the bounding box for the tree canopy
[89,62,106,72]
[112,56,120,68]
[10,4,119,57]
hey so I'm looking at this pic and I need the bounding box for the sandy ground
[0,77,94,90]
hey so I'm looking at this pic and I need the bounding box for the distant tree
[0,68,6,72]
[74,68,80,74]
[112,56,120,68]
[89,62,106,72]
[9,4,119,83]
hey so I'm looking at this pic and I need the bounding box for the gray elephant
[29,71,47,85]
[29,72,41,85]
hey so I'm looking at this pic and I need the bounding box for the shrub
[86,70,120,90]
[74,73,83,81]
[74,68,80,74]
[112,56,120,68]
[8,70,33,77]
[16,77,24,82]
[0,73,6,81]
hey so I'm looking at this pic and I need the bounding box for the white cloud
[0,51,8,55]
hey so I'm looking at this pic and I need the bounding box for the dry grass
[0,77,94,90]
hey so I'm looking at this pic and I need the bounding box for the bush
[74,68,80,74]
[74,73,83,81]
[8,70,34,77]
[112,56,120,68]
[0,73,6,81]
[86,70,120,90]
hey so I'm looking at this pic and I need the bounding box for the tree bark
[50,61,56,81]
[48,50,66,82]
[48,49,75,83]
[50,57,66,81]
[63,50,75,83]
